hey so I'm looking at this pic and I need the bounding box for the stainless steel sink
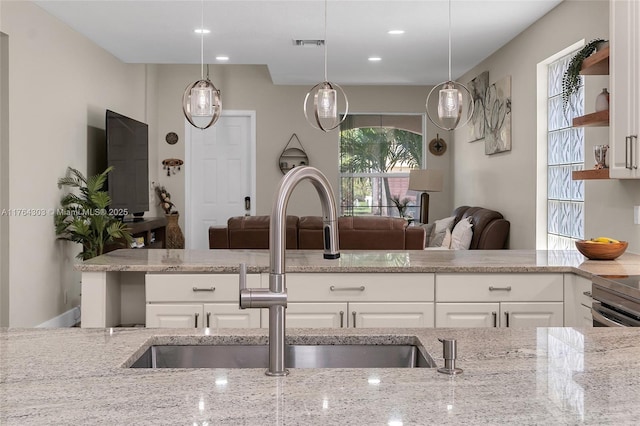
[129,344,436,369]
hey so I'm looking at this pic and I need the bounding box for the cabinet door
[564,274,593,327]
[610,0,640,178]
[146,304,202,328]
[500,302,564,327]
[261,302,348,328]
[202,303,261,328]
[349,303,434,328]
[435,303,500,328]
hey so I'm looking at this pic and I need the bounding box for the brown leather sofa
[209,215,426,250]
[451,206,510,249]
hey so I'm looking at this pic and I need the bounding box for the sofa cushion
[226,215,298,249]
[299,215,410,250]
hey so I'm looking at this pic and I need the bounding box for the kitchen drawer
[436,273,563,302]
[283,273,434,302]
[146,273,260,302]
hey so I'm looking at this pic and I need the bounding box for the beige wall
[0,1,153,326]
[155,64,452,228]
[453,0,640,251]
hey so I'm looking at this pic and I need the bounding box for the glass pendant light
[426,0,473,131]
[182,0,221,130]
[304,0,349,132]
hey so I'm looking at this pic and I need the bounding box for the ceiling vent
[293,39,325,47]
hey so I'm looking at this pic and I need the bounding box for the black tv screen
[105,110,149,217]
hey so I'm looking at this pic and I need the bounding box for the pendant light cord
[447,0,452,81]
[323,0,328,82]
[200,0,205,80]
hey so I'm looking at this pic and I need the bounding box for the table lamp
[408,169,443,224]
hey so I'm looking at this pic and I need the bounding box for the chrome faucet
[239,166,340,376]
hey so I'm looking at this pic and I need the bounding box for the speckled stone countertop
[1,326,639,425]
[77,248,640,278]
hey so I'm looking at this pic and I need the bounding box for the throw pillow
[419,223,435,246]
[428,216,456,247]
[451,217,473,250]
[441,227,452,249]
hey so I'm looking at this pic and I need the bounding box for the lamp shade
[408,169,443,192]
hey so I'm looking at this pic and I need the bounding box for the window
[547,52,585,249]
[339,115,424,218]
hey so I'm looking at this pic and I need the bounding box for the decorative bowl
[575,240,628,260]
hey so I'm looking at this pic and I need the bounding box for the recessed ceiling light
[216,56,229,61]
[368,57,382,62]
[194,28,210,34]
[388,30,405,35]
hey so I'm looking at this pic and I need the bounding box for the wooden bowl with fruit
[575,237,628,260]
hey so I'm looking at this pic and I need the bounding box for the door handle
[339,311,344,328]
[632,135,638,169]
[192,287,216,292]
[352,311,357,328]
[504,311,510,328]
[245,196,251,211]
[492,311,497,327]
[194,312,199,328]
[330,286,365,292]
[206,312,211,328]
[626,136,633,169]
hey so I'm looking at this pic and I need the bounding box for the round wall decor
[165,132,179,145]
[428,135,447,156]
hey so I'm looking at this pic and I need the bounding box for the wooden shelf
[572,168,610,180]
[572,109,609,127]
[580,46,609,75]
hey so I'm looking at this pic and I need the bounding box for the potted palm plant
[54,166,132,260]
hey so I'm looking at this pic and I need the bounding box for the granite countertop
[1,326,639,425]
[77,248,640,278]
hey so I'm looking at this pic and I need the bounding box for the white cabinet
[261,273,435,328]
[564,273,593,327]
[436,302,564,328]
[610,0,640,178]
[435,273,564,328]
[145,273,261,328]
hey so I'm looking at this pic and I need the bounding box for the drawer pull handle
[583,291,592,298]
[505,311,510,327]
[339,311,344,328]
[580,303,592,309]
[352,311,357,328]
[192,287,216,292]
[330,286,365,292]
[492,311,497,328]
[206,312,211,328]
[489,286,512,291]
[194,313,199,328]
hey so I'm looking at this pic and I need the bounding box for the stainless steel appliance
[591,275,640,327]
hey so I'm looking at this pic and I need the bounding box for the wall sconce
[162,158,184,176]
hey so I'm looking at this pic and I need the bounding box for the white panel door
[435,303,499,328]
[186,111,256,249]
[203,303,261,328]
[350,303,434,328]
[146,304,202,328]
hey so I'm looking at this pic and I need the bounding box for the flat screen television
[105,109,149,218]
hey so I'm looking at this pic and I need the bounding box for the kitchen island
[1,326,639,424]
[76,249,640,327]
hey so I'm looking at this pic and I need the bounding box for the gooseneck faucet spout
[239,166,340,376]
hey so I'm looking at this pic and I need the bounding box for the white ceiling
[33,0,563,85]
